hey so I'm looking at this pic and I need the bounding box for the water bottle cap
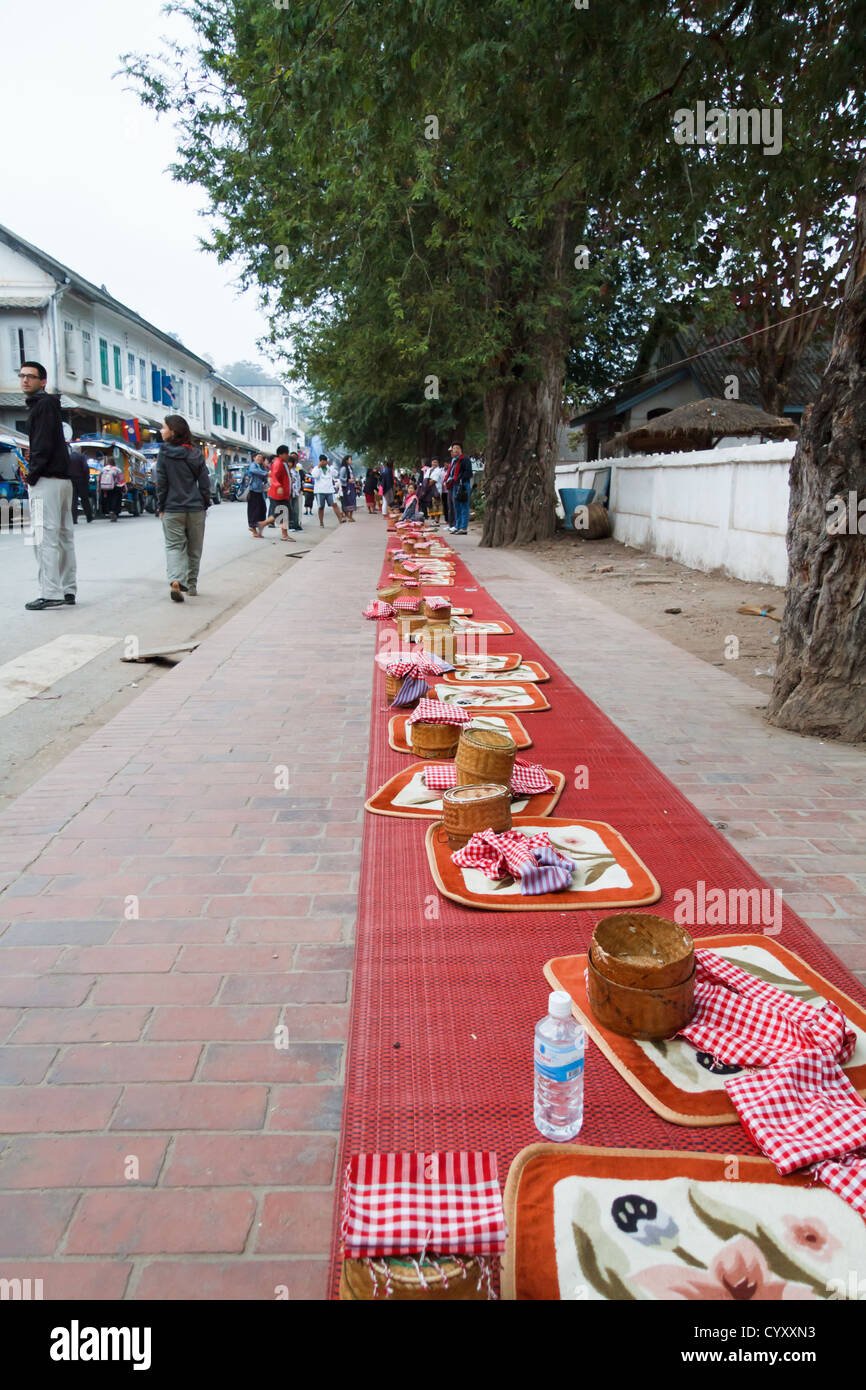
[549,990,573,1019]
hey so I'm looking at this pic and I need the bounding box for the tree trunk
[767,159,866,742]
[480,347,565,546]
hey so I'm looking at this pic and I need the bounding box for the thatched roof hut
[605,397,798,457]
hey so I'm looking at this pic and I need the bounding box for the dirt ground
[524,533,784,696]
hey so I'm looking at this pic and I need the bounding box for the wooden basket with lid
[420,622,456,663]
[586,914,696,1039]
[410,719,461,760]
[442,782,512,848]
[423,598,452,621]
[385,672,424,708]
[456,726,517,788]
[340,1255,491,1301]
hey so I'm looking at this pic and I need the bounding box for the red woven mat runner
[329,541,866,1294]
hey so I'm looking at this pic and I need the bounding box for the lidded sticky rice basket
[420,622,456,663]
[340,1255,491,1301]
[442,782,512,848]
[586,914,696,1040]
[456,726,517,788]
[385,671,423,708]
[410,717,461,760]
[423,598,452,621]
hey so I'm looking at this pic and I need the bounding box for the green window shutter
[113,346,122,390]
[99,338,110,386]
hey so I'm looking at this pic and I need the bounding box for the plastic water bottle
[534,990,585,1140]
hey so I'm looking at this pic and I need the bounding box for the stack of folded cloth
[423,758,554,797]
[424,595,451,612]
[451,828,573,895]
[393,596,422,612]
[341,1151,506,1300]
[678,950,866,1217]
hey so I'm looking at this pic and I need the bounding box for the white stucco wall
[554,441,796,585]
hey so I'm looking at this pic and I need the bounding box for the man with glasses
[19,361,77,610]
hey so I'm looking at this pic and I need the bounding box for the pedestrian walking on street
[340,455,357,521]
[67,446,93,524]
[97,456,125,521]
[20,361,77,610]
[243,453,269,535]
[313,454,345,526]
[363,464,379,513]
[301,466,315,515]
[287,450,303,530]
[256,448,295,541]
[380,458,395,515]
[156,414,211,602]
[449,442,472,534]
[442,449,459,530]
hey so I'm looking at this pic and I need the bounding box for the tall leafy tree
[125,0,688,544]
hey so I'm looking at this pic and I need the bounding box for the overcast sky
[0,0,279,375]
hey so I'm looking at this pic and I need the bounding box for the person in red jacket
[255,451,295,541]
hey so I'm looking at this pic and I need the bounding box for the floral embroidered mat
[502,1144,866,1301]
[426,817,661,913]
[365,762,565,820]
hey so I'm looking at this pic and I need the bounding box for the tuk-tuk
[0,427,29,531]
[73,436,149,517]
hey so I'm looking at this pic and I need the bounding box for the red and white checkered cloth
[452,828,552,876]
[363,600,395,620]
[341,1152,506,1257]
[424,595,451,611]
[813,1155,866,1216]
[679,950,856,1067]
[406,699,472,727]
[393,596,421,612]
[451,829,572,895]
[676,949,866,1218]
[378,652,452,679]
[725,1053,866,1178]
[423,759,554,796]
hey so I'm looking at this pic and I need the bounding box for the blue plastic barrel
[559,486,595,530]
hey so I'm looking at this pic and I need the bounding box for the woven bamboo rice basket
[420,622,456,663]
[455,726,517,788]
[396,614,428,639]
[340,1256,491,1301]
[377,583,406,602]
[423,599,452,621]
[385,672,423,708]
[442,782,512,848]
[410,720,461,760]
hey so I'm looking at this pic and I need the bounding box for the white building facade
[231,378,304,453]
[0,224,275,475]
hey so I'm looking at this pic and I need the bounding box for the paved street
[0,504,333,812]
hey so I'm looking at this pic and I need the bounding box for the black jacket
[156,443,211,512]
[26,390,69,486]
[66,449,90,484]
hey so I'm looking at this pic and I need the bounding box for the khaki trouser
[162,509,206,586]
[29,477,77,600]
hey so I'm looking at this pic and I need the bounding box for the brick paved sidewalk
[0,522,384,1300]
[463,540,866,985]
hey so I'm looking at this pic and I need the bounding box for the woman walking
[156,414,211,602]
[243,453,269,536]
[301,466,315,515]
[363,464,379,513]
[340,455,357,521]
